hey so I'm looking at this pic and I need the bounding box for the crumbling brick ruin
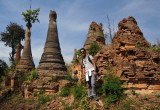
[94,16,160,90]
[84,21,105,50]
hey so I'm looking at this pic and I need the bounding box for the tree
[22,8,40,28]
[0,59,8,83]
[0,22,25,63]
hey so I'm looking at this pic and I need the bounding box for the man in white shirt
[80,48,98,102]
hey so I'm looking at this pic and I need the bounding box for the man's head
[80,48,86,57]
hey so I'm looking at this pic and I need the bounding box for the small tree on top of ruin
[22,8,40,28]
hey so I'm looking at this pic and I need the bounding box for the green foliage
[72,84,87,100]
[77,49,81,58]
[50,76,58,82]
[156,94,160,98]
[27,69,38,82]
[79,97,90,110]
[102,72,125,108]
[131,89,138,96]
[0,59,8,83]
[41,80,45,86]
[34,91,38,97]
[9,61,18,73]
[88,42,101,56]
[0,22,25,62]
[38,95,51,104]
[60,83,87,100]
[22,8,40,24]
[65,63,72,74]
[144,96,149,100]
[150,45,160,53]
[60,86,71,97]
[16,71,28,84]
[39,88,45,95]
[64,74,78,82]
[122,99,136,110]
[72,58,79,65]
[135,42,149,50]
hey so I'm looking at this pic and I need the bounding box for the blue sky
[0,0,160,67]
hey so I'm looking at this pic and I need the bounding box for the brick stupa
[37,10,67,77]
[16,24,35,72]
[32,11,67,91]
[83,21,105,50]
[15,43,21,62]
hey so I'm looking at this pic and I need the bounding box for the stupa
[83,21,105,50]
[37,10,67,78]
[16,23,35,72]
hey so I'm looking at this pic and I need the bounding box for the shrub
[60,86,71,97]
[27,69,38,82]
[102,73,125,108]
[0,59,8,83]
[16,71,28,84]
[38,95,51,104]
[150,45,160,53]
[122,99,136,110]
[88,42,101,56]
[79,97,90,109]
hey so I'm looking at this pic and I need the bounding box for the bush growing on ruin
[150,45,160,53]
[102,72,125,108]
[88,42,101,56]
[27,69,38,82]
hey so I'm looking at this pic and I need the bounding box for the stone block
[148,85,160,90]
[134,84,148,89]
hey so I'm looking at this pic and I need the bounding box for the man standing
[80,48,98,102]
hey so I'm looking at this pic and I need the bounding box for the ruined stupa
[37,10,67,77]
[94,16,160,90]
[16,24,35,72]
[72,48,77,62]
[15,43,21,62]
[83,21,105,50]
